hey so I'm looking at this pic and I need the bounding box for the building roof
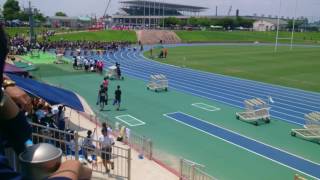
[49,16,92,22]
[50,16,79,21]
[120,0,207,12]
[254,19,288,25]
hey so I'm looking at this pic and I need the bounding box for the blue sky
[1,0,320,21]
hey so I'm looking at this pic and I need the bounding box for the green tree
[0,7,3,17]
[188,17,198,26]
[161,17,181,27]
[216,18,236,29]
[198,18,211,27]
[34,12,46,22]
[287,19,305,30]
[236,17,254,28]
[55,11,67,17]
[18,11,29,21]
[3,0,21,20]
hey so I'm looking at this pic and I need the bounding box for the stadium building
[112,0,207,28]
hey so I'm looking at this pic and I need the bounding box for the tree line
[161,17,255,29]
[1,0,67,23]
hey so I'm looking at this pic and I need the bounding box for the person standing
[115,63,121,80]
[97,85,107,111]
[83,130,96,163]
[103,77,109,90]
[149,48,153,57]
[113,85,121,111]
[164,48,168,58]
[99,129,115,173]
[57,105,66,131]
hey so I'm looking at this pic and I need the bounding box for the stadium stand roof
[120,0,207,13]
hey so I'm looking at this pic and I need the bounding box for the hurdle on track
[147,74,168,92]
[236,98,271,126]
[291,112,320,144]
[106,65,124,80]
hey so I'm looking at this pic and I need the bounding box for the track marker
[115,114,146,127]
[192,103,220,112]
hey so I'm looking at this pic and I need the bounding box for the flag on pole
[268,96,275,103]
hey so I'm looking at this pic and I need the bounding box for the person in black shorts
[97,85,107,111]
[99,129,114,173]
[113,85,121,111]
[115,63,121,80]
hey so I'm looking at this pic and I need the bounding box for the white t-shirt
[107,127,112,137]
[98,135,114,148]
[83,136,94,147]
[69,139,77,152]
[125,128,130,139]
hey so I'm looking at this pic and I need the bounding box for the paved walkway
[65,107,178,180]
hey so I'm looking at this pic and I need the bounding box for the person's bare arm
[49,160,92,180]
[5,86,32,113]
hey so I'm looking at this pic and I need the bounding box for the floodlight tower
[28,1,36,45]
[290,0,298,50]
[103,0,112,18]
[227,6,232,16]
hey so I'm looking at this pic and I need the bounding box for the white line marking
[115,114,146,127]
[192,103,221,112]
[125,52,314,117]
[163,112,320,180]
[105,51,306,125]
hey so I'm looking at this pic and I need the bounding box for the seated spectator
[72,56,77,69]
[117,125,126,142]
[82,130,97,164]
[0,25,92,180]
[35,104,47,124]
[84,59,89,72]
[56,105,66,131]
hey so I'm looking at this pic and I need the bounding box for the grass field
[145,45,320,92]
[175,31,320,44]
[19,53,69,64]
[48,30,137,42]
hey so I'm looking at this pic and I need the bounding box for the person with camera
[0,25,92,180]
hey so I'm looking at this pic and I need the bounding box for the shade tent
[6,74,84,112]
[4,63,29,77]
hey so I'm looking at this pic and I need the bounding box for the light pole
[290,0,298,50]
[274,0,282,53]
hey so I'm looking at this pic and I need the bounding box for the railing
[32,59,216,180]
[180,159,216,180]
[6,122,131,180]
[94,111,216,180]
[96,112,153,160]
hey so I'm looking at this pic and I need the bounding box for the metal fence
[94,111,216,180]
[180,159,216,180]
[97,112,153,160]
[6,122,131,180]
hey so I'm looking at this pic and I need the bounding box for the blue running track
[165,112,320,179]
[67,43,320,126]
